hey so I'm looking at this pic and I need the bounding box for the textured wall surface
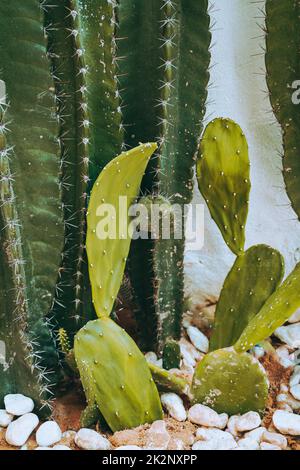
[185,0,300,308]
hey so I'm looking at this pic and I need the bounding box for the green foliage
[210,245,284,351]
[197,118,250,255]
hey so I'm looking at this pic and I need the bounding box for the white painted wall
[185,0,300,308]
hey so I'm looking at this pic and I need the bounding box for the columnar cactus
[0,1,63,412]
[118,0,212,356]
[265,0,300,219]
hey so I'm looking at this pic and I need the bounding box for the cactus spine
[265,0,300,219]
[118,0,212,355]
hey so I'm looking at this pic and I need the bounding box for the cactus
[75,318,163,432]
[148,363,189,396]
[0,1,65,410]
[235,262,300,352]
[86,143,157,317]
[210,245,284,351]
[162,340,181,371]
[265,0,300,219]
[118,0,212,354]
[197,118,251,255]
[75,144,163,431]
[191,349,269,415]
[45,0,123,337]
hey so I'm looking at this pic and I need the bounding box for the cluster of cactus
[0,0,213,416]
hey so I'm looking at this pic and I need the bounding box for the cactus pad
[86,143,156,318]
[235,262,300,352]
[191,349,268,415]
[210,245,284,351]
[149,363,189,396]
[197,118,251,255]
[74,318,163,432]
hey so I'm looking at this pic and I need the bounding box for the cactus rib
[197,118,251,255]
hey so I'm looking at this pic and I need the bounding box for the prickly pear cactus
[86,143,157,318]
[265,0,300,219]
[210,245,284,351]
[235,262,300,352]
[191,349,268,415]
[119,0,212,354]
[197,118,251,255]
[45,0,123,337]
[75,318,163,432]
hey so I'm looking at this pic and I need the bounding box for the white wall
[185,0,300,308]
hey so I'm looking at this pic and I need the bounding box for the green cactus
[0,1,64,410]
[197,118,251,255]
[191,349,269,415]
[148,362,189,396]
[162,340,181,370]
[265,0,300,219]
[235,262,300,353]
[45,0,123,337]
[75,144,163,431]
[119,0,212,354]
[210,245,284,351]
[75,318,163,432]
[86,143,157,317]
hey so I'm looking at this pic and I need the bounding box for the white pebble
[237,437,259,450]
[188,404,228,429]
[277,392,300,411]
[289,309,300,324]
[290,384,300,401]
[35,447,53,450]
[36,421,62,447]
[234,412,261,433]
[260,442,282,451]
[273,410,300,436]
[226,416,239,436]
[290,366,300,387]
[193,430,237,451]
[4,394,34,416]
[115,445,142,450]
[244,427,266,442]
[186,326,209,353]
[0,410,13,427]
[145,420,170,450]
[275,324,300,349]
[161,393,186,422]
[5,413,39,447]
[53,445,72,450]
[276,346,295,368]
[261,430,287,450]
[75,428,111,450]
